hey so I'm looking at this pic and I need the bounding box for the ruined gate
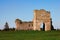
[33,9,51,31]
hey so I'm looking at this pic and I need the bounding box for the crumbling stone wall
[15,19,33,30]
[33,9,51,31]
[15,9,53,31]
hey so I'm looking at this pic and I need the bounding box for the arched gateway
[33,9,51,31]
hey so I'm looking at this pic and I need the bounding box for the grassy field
[0,30,60,40]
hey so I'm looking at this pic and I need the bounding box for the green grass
[0,30,60,40]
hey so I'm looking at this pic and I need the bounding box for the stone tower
[33,9,51,31]
[15,19,22,30]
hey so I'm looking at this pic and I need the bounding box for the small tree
[4,22,9,31]
[50,18,54,30]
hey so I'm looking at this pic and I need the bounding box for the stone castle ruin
[15,19,33,30]
[15,9,54,31]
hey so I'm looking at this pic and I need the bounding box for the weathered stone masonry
[15,9,54,31]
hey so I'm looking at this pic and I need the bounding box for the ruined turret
[15,19,22,30]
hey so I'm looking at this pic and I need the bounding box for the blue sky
[0,0,60,29]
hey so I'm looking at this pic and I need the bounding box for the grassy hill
[0,30,60,40]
